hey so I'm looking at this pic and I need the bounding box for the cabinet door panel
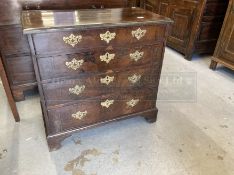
[218,9,234,63]
[144,0,156,11]
[158,1,170,16]
[167,5,195,48]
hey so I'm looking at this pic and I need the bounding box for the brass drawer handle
[127,99,140,108]
[130,51,144,62]
[128,74,142,84]
[100,76,114,85]
[132,28,146,40]
[66,58,84,70]
[101,99,114,108]
[72,111,87,120]
[100,31,116,44]
[63,34,82,47]
[100,52,115,64]
[69,85,85,96]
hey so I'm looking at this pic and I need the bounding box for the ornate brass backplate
[100,76,114,85]
[100,52,115,64]
[101,99,114,108]
[63,34,82,47]
[100,31,116,44]
[132,28,146,40]
[69,85,85,96]
[128,74,142,84]
[65,58,84,70]
[72,111,87,120]
[130,51,144,62]
[127,99,140,108]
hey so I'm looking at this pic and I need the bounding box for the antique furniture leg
[144,108,158,123]
[12,88,25,101]
[47,134,72,151]
[0,56,20,122]
[210,59,218,70]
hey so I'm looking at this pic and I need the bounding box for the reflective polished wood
[21,8,171,33]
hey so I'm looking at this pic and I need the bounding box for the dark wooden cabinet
[0,0,137,101]
[140,0,228,60]
[210,0,234,70]
[21,8,172,151]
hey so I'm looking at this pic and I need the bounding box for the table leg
[0,56,20,122]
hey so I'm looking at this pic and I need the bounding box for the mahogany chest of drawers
[21,8,172,151]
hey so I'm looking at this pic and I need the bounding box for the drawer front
[3,55,36,85]
[42,66,160,106]
[0,26,30,56]
[47,88,156,134]
[32,25,166,55]
[37,44,163,80]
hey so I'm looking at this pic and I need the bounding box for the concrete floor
[0,48,234,175]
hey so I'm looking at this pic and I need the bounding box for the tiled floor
[0,48,234,175]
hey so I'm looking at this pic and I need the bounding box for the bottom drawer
[3,55,36,85]
[46,88,156,134]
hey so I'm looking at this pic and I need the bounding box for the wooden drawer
[47,88,156,134]
[0,26,30,56]
[3,55,36,85]
[37,44,163,80]
[32,25,166,55]
[42,66,159,106]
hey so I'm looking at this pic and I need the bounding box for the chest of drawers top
[21,8,172,34]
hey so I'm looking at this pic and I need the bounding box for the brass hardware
[100,76,114,85]
[130,51,144,62]
[100,52,115,64]
[63,34,82,47]
[100,31,116,43]
[72,111,87,120]
[65,58,84,70]
[128,74,141,84]
[101,99,114,108]
[69,85,85,96]
[132,28,146,40]
[127,99,140,108]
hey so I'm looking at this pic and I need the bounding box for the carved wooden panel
[167,5,195,48]
[218,6,234,63]
[210,0,234,70]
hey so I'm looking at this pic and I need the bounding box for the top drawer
[32,25,166,55]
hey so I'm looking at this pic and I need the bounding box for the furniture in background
[140,0,228,60]
[0,55,20,122]
[0,0,137,102]
[210,0,234,71]
[22,8,172,151]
